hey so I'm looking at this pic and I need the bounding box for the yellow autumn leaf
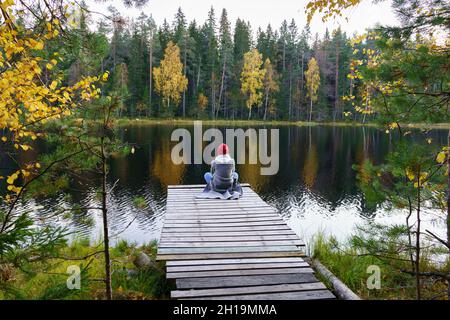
[406,169,415,181]
[6,172,18,185]
[436,151,446,164]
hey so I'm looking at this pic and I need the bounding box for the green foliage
[312,231,449,299]
[132,196,148,209]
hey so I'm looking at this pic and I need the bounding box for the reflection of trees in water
[10,124,449,242]
[303,144,318,189]
[151,135,186,187]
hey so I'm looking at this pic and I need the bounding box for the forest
[64,4,363,122]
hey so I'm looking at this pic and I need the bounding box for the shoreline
[116,118,450,130]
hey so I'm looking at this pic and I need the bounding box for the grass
[0,239,173,300]
[310,232,449,300]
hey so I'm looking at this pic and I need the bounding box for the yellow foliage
[240,49,266,111]
[153,41,188,108]
[304,57,320,103]
[305,0,362,23]
[197,93,208,111]
[0,1,106,197]
[436,151,447,164]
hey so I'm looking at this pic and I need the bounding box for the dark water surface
[6,124,449,246]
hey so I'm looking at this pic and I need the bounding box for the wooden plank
[171,282,326,298]
[168,183,251,189]
[163,221,286,228]
[161,226,292,232]
[165,208,278,214]
[176,273,319,289]
[166,267,314,279]
[160,230,297,237]
[159,240,304,247]
[186,289,336,300]
[166,257,305,266]
[160,235,301,242]
[167,192,257,196]
[156,251,305,261]
[158,246,301,255]
[166,197,262,202]
[163,217,284,224]
[167,261,309,272]
[164,214,280,220]
[165,205,270,209]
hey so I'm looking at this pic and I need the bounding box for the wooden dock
[156,184,335,300]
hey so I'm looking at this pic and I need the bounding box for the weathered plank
[163,221,286,228]
[168,184,251,189]
[160,235,301,242]
[159,240,304,247]
[167,267,314,279]
[158,246,301,255]
[163,217,284,224]
[156,251,305,261]
[160,230,297,237]
[176,273,319,289]
[171,282,327,298]
[166,257,305,266]
[164,214,280,220]
[161,226,292,232]
[167,261,309,272]
[186,289,336,300]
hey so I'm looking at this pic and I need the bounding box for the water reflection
[1,124,447,244]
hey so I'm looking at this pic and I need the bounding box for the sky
[87,0,400,37]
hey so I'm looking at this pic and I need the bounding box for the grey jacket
[210,155,235,192]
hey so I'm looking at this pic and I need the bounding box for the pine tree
[217,8,233,118]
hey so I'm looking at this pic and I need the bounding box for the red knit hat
[217,143,229,155]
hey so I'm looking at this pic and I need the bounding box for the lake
[4,124,448,247]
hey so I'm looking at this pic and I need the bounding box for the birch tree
[304,57,320,122]
[153,41,188,110]
[240,49,266,119]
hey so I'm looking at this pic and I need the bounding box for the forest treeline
[69,5,360,121]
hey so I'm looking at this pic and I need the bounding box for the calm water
[5,124,449,247]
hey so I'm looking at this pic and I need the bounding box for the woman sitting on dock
[199,143,243,199]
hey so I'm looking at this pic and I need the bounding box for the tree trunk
[300,52,304,119]
[263,89,269,121]
[447,130,450,299]
[309,99,313,122]
[288,66,292,120]
[182,35,187,117]
[211,71,215,119]
[415,167,422,300]
[248,106,252,120]
[149,37,153,116]
[101,137,112,300]
[217,59,226,119]
[447,129,450,246]
[334,41,340,121]
[196,62,201,93]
